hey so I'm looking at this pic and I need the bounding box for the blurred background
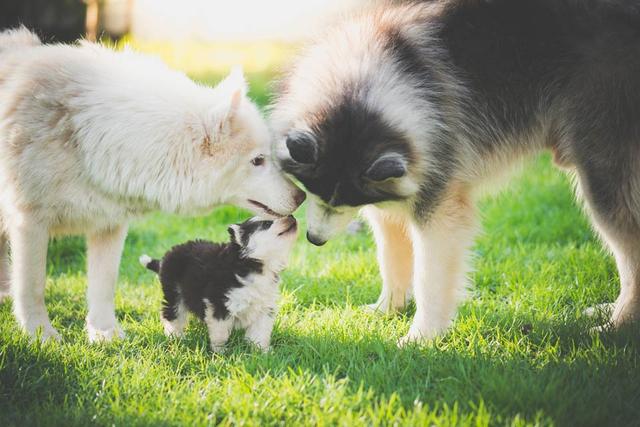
[0,0,369,80]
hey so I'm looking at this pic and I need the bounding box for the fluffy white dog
[0,28,305,342]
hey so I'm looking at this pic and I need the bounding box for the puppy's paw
[87,322,125,343]
[161,317,186,338]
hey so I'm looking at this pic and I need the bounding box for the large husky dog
[0,28,305,342]
[272,0,640,343]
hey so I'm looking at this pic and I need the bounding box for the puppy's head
[200,67,305,218]
[228,215,298,271]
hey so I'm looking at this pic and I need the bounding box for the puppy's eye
[251,155,265,166]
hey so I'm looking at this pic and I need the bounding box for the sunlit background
[1,0,369,74]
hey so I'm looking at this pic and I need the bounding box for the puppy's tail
[139,254,161,273]
[0,26,41,55]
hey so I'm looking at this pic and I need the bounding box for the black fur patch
[155,239,263,321]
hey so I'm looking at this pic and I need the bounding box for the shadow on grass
[3,302,637,426]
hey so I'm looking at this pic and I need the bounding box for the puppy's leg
[0,232,10,302]
[400,188,477,345]
[203,301,233,353]
[363,206,413,312]
[10,216,59,341]
[160,284,188,337]
[245,312,276,352]
[86,224,128,342]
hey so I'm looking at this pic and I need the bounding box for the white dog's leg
[86,224,128,343]
[363,207,413,313]
[203,301,234,353]
[400,190,477,345]
[0,232,10,302]
[10,216,60,341]
[245,312,276,352]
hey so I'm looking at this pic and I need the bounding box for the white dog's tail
[139,254,161,274]
[0,26,41,54]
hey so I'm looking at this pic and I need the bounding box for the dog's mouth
[248,200,284,218]
[278,217,298,236]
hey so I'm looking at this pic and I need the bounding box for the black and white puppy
[140,216,297,352]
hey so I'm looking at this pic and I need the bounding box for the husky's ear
[364,152,407,181]
[286,130,318,164]
[228,224,242,245]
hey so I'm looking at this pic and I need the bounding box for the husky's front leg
[400,191,477,345]
[10,216,59,340]
[86,224,128,342]
[363,206,414,313]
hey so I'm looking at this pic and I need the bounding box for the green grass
[1,73,639,427]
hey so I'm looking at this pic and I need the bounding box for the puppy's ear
[286,130,318,164]
[364,152,407,181]
[228,224,242,245]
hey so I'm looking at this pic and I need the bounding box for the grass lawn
[1,72,639,427]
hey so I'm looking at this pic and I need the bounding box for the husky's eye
[251,155,265,166]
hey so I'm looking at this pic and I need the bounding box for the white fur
[0,30,302,342]
[139,255,152,268]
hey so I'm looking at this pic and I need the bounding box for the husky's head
[228,215,298,271]
[270,7,445,245]
[199,67,306,218]
[276,105,420,246]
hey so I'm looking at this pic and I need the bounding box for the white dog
[0,28,305,342]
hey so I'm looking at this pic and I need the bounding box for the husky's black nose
[306,232,326,246]
[293,190,306,208]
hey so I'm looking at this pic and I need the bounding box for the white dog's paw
[86,322,125,343]
[210,343,227,354]
[584,302,614,318]
[0,288,10,303]
[22,320,61,343]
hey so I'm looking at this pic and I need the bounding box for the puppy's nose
[293,190,306,207]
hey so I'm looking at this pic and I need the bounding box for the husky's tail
[139,254,161,273]
[0,26,41,55]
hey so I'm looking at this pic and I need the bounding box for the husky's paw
[397,319,449,348]
[363,301,392,314]
[87,322,125,343]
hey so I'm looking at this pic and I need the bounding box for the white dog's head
[197,68,306,218]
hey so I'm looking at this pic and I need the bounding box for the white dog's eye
[251,155,265,166]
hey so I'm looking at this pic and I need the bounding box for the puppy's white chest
[225,275,279,328]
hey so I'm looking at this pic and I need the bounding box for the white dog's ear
[364,152,408,181]
[209,66,248,140]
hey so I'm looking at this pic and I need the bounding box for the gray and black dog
[271,0,640,343]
